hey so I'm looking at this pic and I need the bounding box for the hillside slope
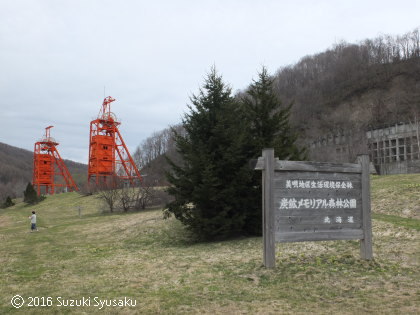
[0,174,418,314]
[270,28,420,162]
[273,29,420,136]
[0,142,87,199]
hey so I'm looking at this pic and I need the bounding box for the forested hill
[272,28,420,143]
[0,142,87,199]
[134,28,420,183]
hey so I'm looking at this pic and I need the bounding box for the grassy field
[0,174,419,314]
[371,173,420,219]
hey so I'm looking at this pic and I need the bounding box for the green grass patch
[373,213,420,231]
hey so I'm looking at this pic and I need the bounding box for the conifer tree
[241,67,306,234]
[23,182,39,204]
[242,67,305,158]
[166,68,253,240]
[1,196,15,208]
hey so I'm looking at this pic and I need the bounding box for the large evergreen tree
[241,67,306,234]
[166,67,305,239]
[166,68,254,240]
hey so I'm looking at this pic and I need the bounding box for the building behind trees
[309,122,420,174]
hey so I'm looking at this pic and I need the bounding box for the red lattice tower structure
[33,126,79,195]
[88,96,142,186]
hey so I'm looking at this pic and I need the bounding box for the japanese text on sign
[279,198,357,209]
[323,216,354,224]
[285,180,353,189]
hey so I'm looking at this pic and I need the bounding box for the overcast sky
[1,0,419,163]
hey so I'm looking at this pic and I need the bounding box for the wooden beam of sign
[276,229,364,242]
[256,158,362,173]
[274,160,362,173]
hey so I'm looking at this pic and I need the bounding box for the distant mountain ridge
[0,142,87,199]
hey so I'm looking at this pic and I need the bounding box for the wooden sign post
[255,149,373,268]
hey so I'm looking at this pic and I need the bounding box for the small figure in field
[29,211,38,232]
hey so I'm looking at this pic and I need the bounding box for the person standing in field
[29,211,38,232]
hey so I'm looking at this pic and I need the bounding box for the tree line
[133,125,184,186]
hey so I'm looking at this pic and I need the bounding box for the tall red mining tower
[88,96,142,186]
[33,126,79,195]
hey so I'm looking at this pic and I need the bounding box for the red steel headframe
[32,126,79,195]
[87,96,142,186]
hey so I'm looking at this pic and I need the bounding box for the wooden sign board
[255,149,373,268]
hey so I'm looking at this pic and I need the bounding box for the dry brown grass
[371,173,420,219]
[0,181,419,314]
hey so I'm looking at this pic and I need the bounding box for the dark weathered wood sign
[255,149,373,268]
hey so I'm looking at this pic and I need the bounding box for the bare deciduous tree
[96,176,122,213]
